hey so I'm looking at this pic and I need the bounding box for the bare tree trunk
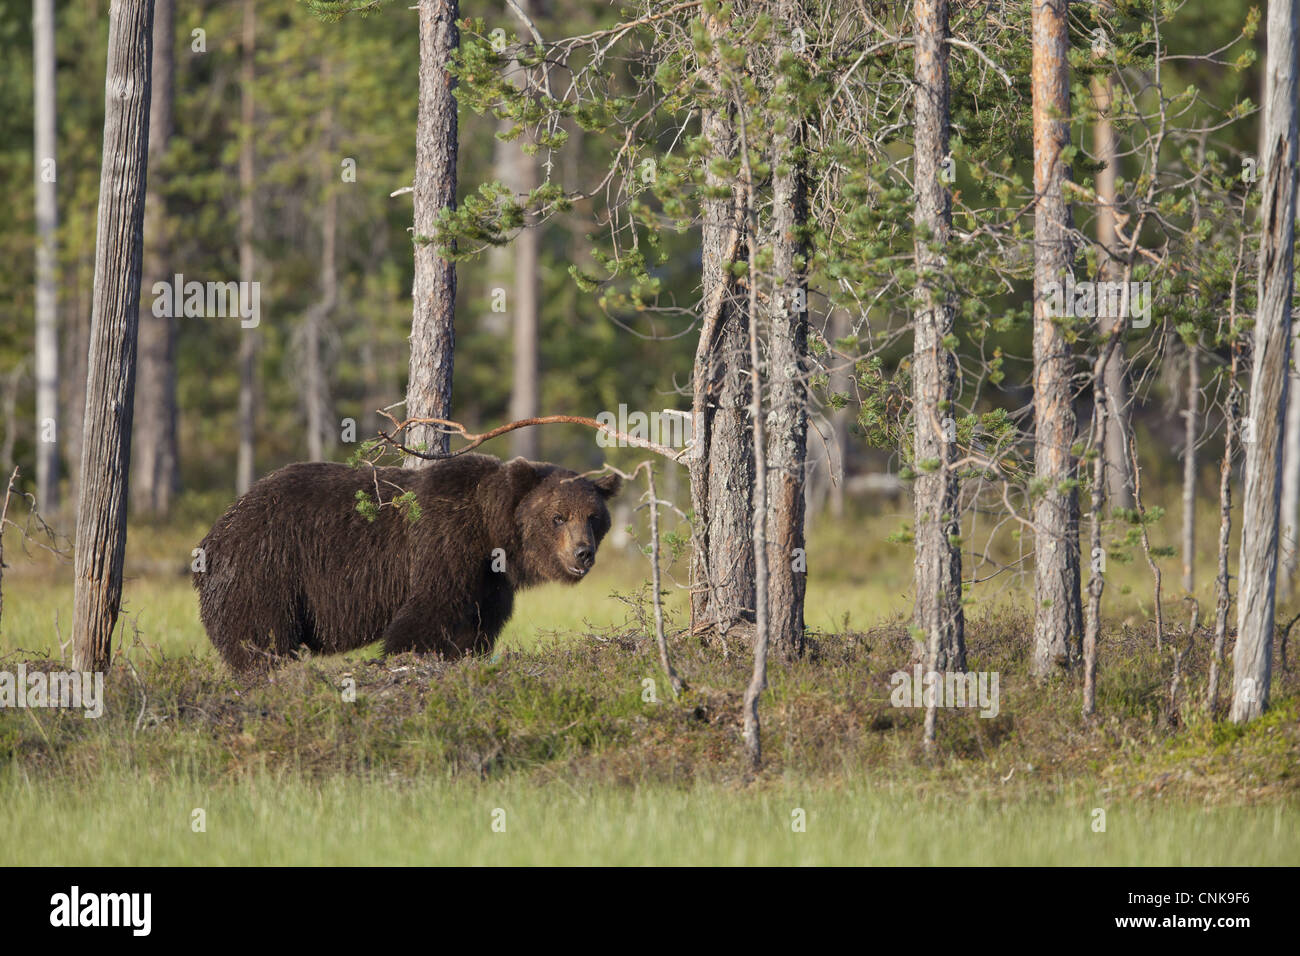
[765,1,810,663]
[62,260,90,509]
[509,144,540,460]
[304,58,337,463]
[828,310,850,519]
[1208,349,1240,715]
[1279,330,1300,597]
[33,0,59,514]
[405,0,459,465]
[235,0,257,496]
[1083,321,1126,715]
[1232,0,1299,723]
[1031,0,1082,676]
[740,152,768,772]
[689,56,754,640]
[1092,68,1133,510]
[508,0,540,461]
[72,0,154,672]
[132,0,178,517]
[913,0,965,747]
[1181,342,1199,592]
[1082,393,1106,717]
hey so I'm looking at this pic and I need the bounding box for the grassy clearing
[2,494,1298,864]
[2,606,1297,863]
[4,769,1295,866]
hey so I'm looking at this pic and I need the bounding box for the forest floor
[1,498,1298,864]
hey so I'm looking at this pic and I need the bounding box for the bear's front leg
[380,594,466,659]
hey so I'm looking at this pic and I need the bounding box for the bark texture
[72,0,155,671]
[1232,0,1299,723]
[1092,69,1133,510]
[912,0,966,742]
[1031,0,1082,677]
[406,0,460,464]
[689,70,755,639]
[1279,329,1300,596]
[765,6,810,662]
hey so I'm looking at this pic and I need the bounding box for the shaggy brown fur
[193,453,620,673]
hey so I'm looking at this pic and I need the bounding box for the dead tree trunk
[913,0,966,745]
[72,0,154,672]
[1181,341,1199,593]
[1231,0,1299,723]
[508,0,540,462]
[405,0,460,465]
[1279,330,1300,597]
[689,41,754,641]
[235,0,257,496]
[740,145,768,772]
[133,0,178,516]
[1030,0,1082,677]
[1208,347,1241,714]
[303,57,337,463]
[828,310,850,518]
[765,4,810,663]
[33,0,59,514]
[1092,60,1132,510]
[508,136,540,461]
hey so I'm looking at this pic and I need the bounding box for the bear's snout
[563,539,596,578]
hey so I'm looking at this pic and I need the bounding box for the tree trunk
[1231,0,1299,723]
[62,259,90,509]
[828,310,850,519]
[1279,330,1300,597]
[406,0,459,465]
[72,0,154,672]
[765,2,810,663]
[304,57,337,463]
[1181,342,1199,592]
[508,0,540,461]
[33,0,59,514]
[913,0,966,743]
[132,0,178,517]
[689,48,755,640]
[740,153,768,772]
[509,154,540,461]
[235,0,257,496]
[1030,0,1082,677]
[1208,350,1240,715]
[1092,69,1133,511]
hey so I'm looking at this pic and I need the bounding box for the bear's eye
[552,513,565,527]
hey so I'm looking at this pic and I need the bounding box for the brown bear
[193,453,620,673]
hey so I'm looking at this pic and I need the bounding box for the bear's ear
[591,472,622,500]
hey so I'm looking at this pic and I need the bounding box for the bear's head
[516,467,622,584]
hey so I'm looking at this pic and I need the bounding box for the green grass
[3,769,1294,865]
[2,491,1298,865]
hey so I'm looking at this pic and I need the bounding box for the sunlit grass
[2,767,1294,866]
